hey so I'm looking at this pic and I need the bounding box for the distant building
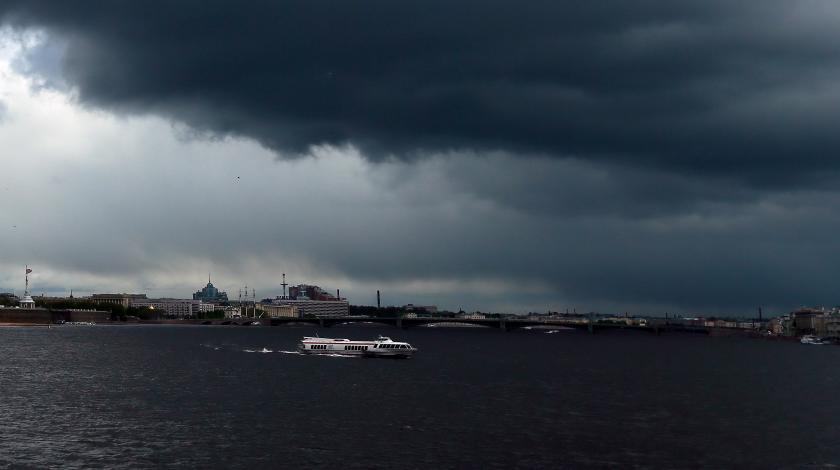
[825,316,840,338]
[0,293,17,307]
[458,311,486,320]
[288,284,339,301]
[258,303,298,318]
[767,318,785,335]
[271,298,348,317]
[198,303,216,314]
[90,293,148,308]
[403,304,438,315]
[0,292,17,300]
[222,306,241,319]
[193,276,228,303]
[791,308,823,335]
[130,298,205,318]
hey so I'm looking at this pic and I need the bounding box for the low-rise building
[823,315,840,338]
[222,306,241,319]
[458,311,486,320]
[129,298,204,318]
[198,303,215,314]
[270,299,348,317]
[792,308,825,335]
[90,293,147,308]
[403,304,438,315]
[258,303,298,318]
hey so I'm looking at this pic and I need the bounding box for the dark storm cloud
[2,1,840,182]
[4,0,840,315]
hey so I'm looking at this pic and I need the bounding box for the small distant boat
[800,335,831,345]
[298,335,417,358]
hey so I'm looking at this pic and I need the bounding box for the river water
[0,325,838,468]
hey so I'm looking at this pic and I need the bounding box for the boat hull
[363,350,415,359]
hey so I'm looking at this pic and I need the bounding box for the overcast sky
[1,2,840,315]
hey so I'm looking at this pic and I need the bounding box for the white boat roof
[300,335,408,344]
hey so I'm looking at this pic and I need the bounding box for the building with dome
[193,275,229,303]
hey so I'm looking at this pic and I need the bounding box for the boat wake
[243,348,274,353]
[277,350,303,355]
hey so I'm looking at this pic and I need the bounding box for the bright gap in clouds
[0,31,564,313]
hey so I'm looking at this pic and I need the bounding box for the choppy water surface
[1,325,838,468]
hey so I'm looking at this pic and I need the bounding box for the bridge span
[260,316,711,334]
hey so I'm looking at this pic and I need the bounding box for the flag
[26,268,32,274]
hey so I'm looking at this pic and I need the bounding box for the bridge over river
[255,316,713,335]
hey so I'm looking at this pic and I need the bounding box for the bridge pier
[499,319,508,332]
[588,322,594,334]
[396,318,403,329]
[319,318,325,328]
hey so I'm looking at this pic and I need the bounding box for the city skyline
[3,2,840,315]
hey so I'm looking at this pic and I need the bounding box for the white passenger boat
[298,335,417,358]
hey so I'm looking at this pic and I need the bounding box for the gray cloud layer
[2,2,840,315]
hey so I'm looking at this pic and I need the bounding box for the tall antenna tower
[243,285,249,317]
